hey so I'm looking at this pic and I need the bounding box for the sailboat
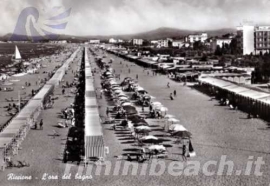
[12,45,22,62]
[11,45,25,73]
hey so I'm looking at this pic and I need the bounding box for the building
[109,38,124,44]
[109,38,118,44]
[150,38,173,48]
[172,40,184,48]
[254,26,270,54]
[186,33,208,43]
[210,38,232,52]
[236,23,270,55]
[158,39,169,48]
[89,40,100,44]
[150,40,159,45]
[132,39,143,45]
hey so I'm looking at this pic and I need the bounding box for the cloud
[0,0,270,36]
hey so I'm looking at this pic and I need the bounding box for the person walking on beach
[39,119,43,130]
[136,74,138,80]
[34,122,37,130]
[173,90,177,97]
[100,89,103,99]
[170,93,174,100]
[182,144,187,161]
[167,82,170,88]
[62,88,65,95]
[106,107,110,117]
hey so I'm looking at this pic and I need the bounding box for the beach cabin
[84,47,106,163]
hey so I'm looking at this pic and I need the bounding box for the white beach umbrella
[169,124,187,132]
[121,102,132,106]
[148,145,166,151]
[135,126,152,131]
[164,114,174,119]
[140,135,158,141]
[117,95,128,99]
[114,89,122,93]
[119,97,128,100]
[168,118,180,124]
[152,102,162,106]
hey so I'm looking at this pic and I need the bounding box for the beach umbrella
[114,89,122,93]
[153,104,163,110]
[124,77,133,80]
[160,107,168,113]
[171,130,192,139]
[112,88,122,92]
[140,135,160,144]
[128,115,145,123]
[110,81,117,85]
[164,114,174,119]
[170,125,191,138]
[152,102,162,106]
[138,90,148,94]
[122,105,137,115]
[135,126,151,133]
[121,102,132,106]
[169,124,186,131]
[135,126,151,131]
[136,86,144,91]
[168,118,180,124]
[140,135,158,140]
[117,95,128,99]
[148,145,166,151]
[119,97,128,100]
[117,92,126,95]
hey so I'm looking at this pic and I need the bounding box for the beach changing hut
[84,47,106,163]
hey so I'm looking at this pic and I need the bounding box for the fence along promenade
[0,47,81,170]
[84,47,106,164]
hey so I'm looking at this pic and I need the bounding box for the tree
[215,45,223,56]
[229,38,238,55]
[193,41,203,50]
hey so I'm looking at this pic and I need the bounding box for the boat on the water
[12,45,22,62]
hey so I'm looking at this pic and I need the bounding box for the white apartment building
[210,38,232,52]
[132,39,143,45]
[186,33,208,43]
[237,22,270,55]
[172,40,184,48]
[109,38,118,44]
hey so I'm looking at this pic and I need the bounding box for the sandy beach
[0,45,269,186]
[85,47,270,186]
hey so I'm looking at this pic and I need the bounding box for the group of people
[34,119,43,130]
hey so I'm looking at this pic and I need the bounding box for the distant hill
[0,27,236,42]
[84,27,236,40]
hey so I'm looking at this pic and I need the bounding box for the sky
[0,0,270,36]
